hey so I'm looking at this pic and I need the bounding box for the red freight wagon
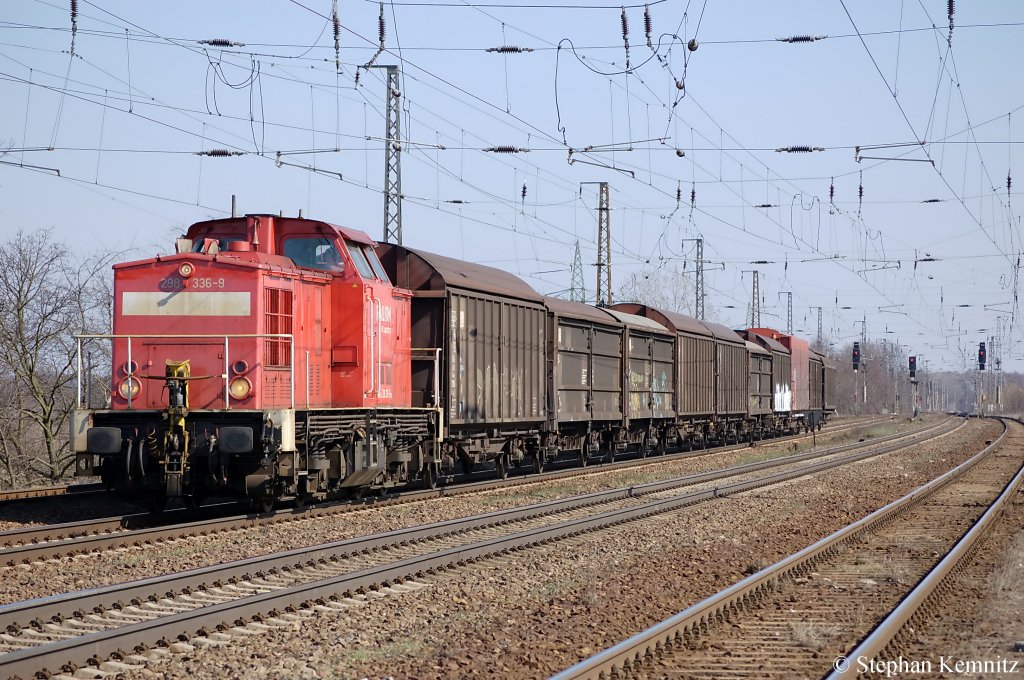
[747,327,830,430]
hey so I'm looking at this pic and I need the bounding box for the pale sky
[2,1,1023,371]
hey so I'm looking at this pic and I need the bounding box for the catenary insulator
[70,0,78,54]
[621,7,631,67]
[921,198,941,203]
[775,146,825,153]
[521,183,527,201]
[690,187,696,207]
[644,4,653,48]
[379,3,386,46]
[829,178,835,202]
[485,46,534,53]
[776,35,827,43]
[196,149,243,157]
[1008,172,1012,193]
[484,146,529,153]
[948,0,955,42]
[199,38,245,47]
[675,186,682,204]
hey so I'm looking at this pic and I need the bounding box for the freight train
[70,215,836,511]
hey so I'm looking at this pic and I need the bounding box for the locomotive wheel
[293,494,309,510]
[149,494,168,514]
[495,455,509,480]
[100,457,117,491]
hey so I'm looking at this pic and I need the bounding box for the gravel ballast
[114,418,1000,679]
[0,418,917,605]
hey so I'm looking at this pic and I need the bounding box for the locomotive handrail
[74,333,296,411]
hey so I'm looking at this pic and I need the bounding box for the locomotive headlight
[178,261,195,278]
[117,377,141,400]
[229,376,252,400]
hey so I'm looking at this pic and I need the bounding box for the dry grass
[789,621,842,651]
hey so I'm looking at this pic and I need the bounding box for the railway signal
[852,342,861,372]
[978,342,986,370]
[909,355,916,378]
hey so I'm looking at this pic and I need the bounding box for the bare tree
[616,261,696,316]
[0,231,116,487]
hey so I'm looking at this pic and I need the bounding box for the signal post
[909,355,918,418]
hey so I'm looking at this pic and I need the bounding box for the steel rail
[0,484,104,503]
[551,417,1010,680]
[826,418,1024,678]
[0,416,896,561]
[0,418,959,679]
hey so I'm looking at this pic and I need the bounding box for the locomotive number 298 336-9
[159,276,227,291]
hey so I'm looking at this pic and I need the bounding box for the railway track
[553,416,1023,680]
[0,416,959,678]
[0,417,893,565]
[0,484,104,503]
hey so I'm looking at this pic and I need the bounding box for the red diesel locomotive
[71,214,834,510]
[71,214,440,510]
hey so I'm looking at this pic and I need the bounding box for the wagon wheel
[495,454,509,480]
[293,494,309,510]
[423,463,438,489]
[252,496,275,514]
[577,438,588,468]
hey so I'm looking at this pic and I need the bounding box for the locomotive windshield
[283,236,345,272]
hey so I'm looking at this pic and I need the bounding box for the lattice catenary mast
[584,182,612,306]
[569,240,587,303]
[750,271,760,327]
[376,65,403,244]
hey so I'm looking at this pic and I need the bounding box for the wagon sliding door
[447,291,545,426]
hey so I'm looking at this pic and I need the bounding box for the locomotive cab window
[283,236,345,273]
[344,241,376,279]
[361,244,391,283]
[192,236,245,253]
